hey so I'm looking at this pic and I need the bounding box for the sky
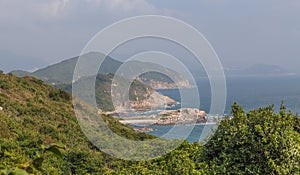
[0,0,299,74]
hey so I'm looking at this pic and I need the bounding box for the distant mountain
[28,52,121,85]
[9,70,31,77]
[11,52,190,89]
[225,64,295,77]
[191,64,295,79]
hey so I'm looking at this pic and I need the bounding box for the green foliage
[49,89,71,101]
[70,74,154,111]
[0,143,65,175]
[0,73,155,174]
[140,71,175,84]
[203,102,300,174]
[129,80,152,101]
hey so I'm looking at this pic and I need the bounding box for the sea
[133,76,300,143]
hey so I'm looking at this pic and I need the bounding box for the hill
[31,53,122,85]
[9,70,31,77]
[12,52,191,89]
[0,73,156,174]
[62,74,176,112]
[10,52,184,112]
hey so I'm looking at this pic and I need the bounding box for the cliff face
[111,91,177,113]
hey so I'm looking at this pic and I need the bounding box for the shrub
[49,89,71,101]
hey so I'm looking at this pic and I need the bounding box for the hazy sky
[0,0,299,73]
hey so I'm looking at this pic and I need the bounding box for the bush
[203,102,300,174]
[49,89,71,101]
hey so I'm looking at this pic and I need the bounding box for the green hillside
[0,73,299,174]
[0,73,155,174]
[59,73,154,111]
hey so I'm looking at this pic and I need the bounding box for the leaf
[45,143,66,151]
[17,162,30,170]
[50,143,66,150]
[10,168,29,175]
[45,146,63,158]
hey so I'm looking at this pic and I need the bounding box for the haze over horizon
[1,0,300,74]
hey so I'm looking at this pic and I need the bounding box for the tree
[203,103,300,174]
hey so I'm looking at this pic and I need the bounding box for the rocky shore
[154,108,207,125]
[118,108,207,126]
[133,127,155,132]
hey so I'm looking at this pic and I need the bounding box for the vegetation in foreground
[0,72,299,174]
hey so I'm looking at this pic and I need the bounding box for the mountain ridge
[11,52,191,89]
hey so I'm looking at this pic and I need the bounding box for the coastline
[118,107,208,126]
[119,119,216,126]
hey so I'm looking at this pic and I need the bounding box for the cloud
[86,0,156,13]
[0,0,160,23]
[0,0,182,72]
[0,0,70,22]
[1,0,298,73]
[40,0,70,18]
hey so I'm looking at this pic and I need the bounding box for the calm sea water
[159,76,300,115]
[137,76,300,143]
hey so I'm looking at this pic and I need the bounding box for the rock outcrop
[118,108,207,126]
[111,90,177,113]
[130,91,177,111]
[133,127,155,132]
[154,108,207,125]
